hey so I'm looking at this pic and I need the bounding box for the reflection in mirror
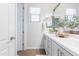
[53,3,79,34]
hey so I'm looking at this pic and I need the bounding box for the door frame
[24,3,27,50]
[17,3,27,51]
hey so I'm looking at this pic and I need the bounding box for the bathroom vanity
[43,32,79,56]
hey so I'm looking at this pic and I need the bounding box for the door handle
[6,37,16,44]
[10,37,16,40]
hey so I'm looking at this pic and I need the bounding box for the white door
[0,3,16,56]
[26,6,43,49]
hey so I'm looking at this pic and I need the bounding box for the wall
[24,3,57,49]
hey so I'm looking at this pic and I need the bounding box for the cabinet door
[54,42,72,56]
[47,38,52,56]
[44,36,52,56]
[43,35,48,55]
[52,42,58,56]
[43,35,46,49]
[51,40,56,56]
[53,43,65,56]
[60,49,72,56]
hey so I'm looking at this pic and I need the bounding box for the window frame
[29,7,41,22]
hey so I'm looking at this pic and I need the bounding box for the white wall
[24,3,57,49]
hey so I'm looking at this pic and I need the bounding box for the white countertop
[43,31,79,56]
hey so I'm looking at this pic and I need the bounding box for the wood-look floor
[17,49,46,56]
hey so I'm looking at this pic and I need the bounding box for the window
[66,8,76,16]
[66,8,76,22]
[30,8,40,22]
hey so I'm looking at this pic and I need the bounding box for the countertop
[43,31,79,56]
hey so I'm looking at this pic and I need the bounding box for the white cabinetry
[53,42,72,56]
[44,35,52,55]
[51,40,56,56]
[44,34,73,56]
[47,38,52,56]
[43,35,48,55]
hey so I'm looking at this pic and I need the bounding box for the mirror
[53,3,79,33]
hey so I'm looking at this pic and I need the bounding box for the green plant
[64,16,79,29]
[51,15,79,32]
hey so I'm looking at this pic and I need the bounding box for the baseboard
[25,47,44,50]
